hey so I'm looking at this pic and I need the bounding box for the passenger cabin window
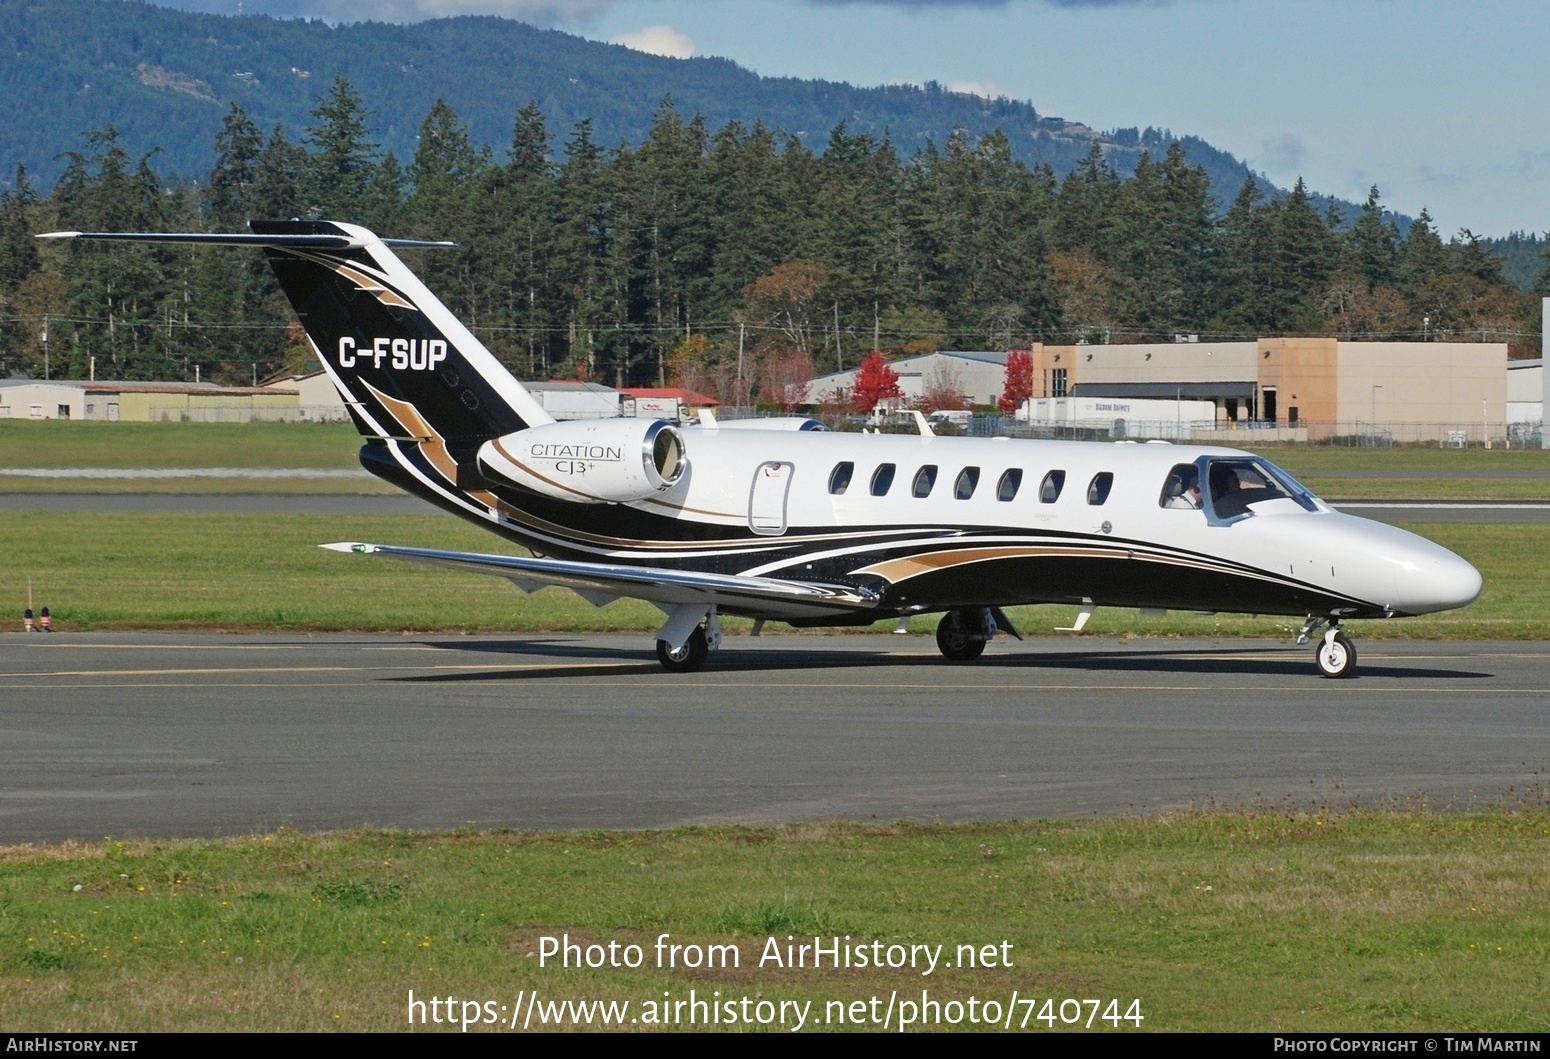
[954,467,979,500]
[1087,472,1114,506]
[1039,470,1066,503]
[997,468,1022,502]
[870,463,896,496]
[912,465,938,498]
[828,462,854,495]
[1160,463,1203,510]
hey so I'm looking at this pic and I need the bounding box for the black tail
[41,220,553,508]
[251,220,550,443]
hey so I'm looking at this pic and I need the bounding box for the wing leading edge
[320,542,883,619]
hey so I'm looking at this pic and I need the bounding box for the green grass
[1311,478,1550,500]
[0,474,395,494]
[5,421,1549,500]
[1259,445,1550,474]
[4,812,1549,1031]
[4,513,1542,636]
[0,420,364,469]
[4,512,1542,637]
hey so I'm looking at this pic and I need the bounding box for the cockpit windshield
[1204,456,1323,519]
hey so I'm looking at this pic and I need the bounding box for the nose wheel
[1314,626,1356,679]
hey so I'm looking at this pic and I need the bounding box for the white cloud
[609,24,697,58]
[1260,133,1306,175]
[944,78,1009,100]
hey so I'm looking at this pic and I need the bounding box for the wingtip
[320,541,377,554]
[36,231,82,240]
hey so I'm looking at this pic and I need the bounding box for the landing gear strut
[654,607,720,673]
[935,608,995,662]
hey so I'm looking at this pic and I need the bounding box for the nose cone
[1383,533,1483,616]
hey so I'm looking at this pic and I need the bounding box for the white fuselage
[459,423,1481,623]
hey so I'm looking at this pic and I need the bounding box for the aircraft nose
[1389,538,1482,615]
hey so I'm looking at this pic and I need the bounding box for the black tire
[1315,630,1356,679]
[657,625,709,672]
[936,612,987,662]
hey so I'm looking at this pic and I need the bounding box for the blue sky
[150,0,1550,237]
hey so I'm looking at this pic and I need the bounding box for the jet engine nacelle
[476,418,687,504]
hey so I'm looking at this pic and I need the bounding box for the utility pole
[834,302,841,371]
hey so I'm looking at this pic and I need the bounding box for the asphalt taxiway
[4,633,1548,845]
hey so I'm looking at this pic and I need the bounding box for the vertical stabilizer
[250,220,553,444]
[40,221,555,513]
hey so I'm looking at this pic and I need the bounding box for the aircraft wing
[321,542,883,618]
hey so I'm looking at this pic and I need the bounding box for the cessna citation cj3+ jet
[43,222,1483,677]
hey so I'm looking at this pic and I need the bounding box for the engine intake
[477,419,687,504]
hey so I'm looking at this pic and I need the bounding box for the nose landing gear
[1303,617,1357,679]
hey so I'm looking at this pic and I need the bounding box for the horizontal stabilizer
[38,230,455,250]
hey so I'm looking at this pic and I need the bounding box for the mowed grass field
[5,512,1547,638]
[3,420,1547,636]
[4,419,1550,495]
[5,421,1550,1033]
[5,813,1550,1032]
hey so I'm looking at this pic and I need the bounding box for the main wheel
[656,625,709,673]
[1315,630,1356,679]
[936,612,987,662]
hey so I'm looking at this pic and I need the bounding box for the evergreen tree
[208,103,264,228]
[633,99,714,384]
[1346,186,1400,291]
[807,123,902,368]
[1052,140,1120,255]
[250,126,308,220]
[1214,177,1276,333]
[1268,177,1337,331]
[553,119,608,379]
[471,100,558,374]
[304,76,379,221]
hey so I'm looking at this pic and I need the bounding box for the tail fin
[40,220,552,443]
[248,220,552,445]
[41,220,553,507]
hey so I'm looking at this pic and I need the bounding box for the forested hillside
[1,79,1542,400]
[2,0,1288,209]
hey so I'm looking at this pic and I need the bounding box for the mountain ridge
[3,0,1307,216]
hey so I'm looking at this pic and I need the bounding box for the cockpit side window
[1160,463,1203,510]
[1204,457,1318,519]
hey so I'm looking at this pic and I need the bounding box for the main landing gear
[935,607,1020,662]
[655,607,721,673]
[1301,617,1357,679]
[656,625,708,673]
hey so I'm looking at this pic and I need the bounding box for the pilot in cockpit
[1162,467,1203,509]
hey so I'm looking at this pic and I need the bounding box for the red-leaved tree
[997,348,1034,416]
[851,350,903,413]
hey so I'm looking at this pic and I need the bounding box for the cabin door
[749,461,793,535]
